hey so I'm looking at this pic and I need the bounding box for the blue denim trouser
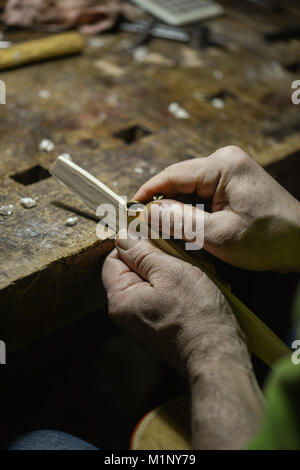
[7,430,99,450]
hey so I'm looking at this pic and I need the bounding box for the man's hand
[102,233,247,373]
[134,146,300,272]
[102,234,264,449]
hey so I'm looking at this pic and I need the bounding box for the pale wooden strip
[51,155,127,213]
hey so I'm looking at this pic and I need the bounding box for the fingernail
[115,228,138,250]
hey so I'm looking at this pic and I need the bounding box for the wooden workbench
[0,0,300,353]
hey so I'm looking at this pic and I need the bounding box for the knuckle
[217,145,248,164]
[225,146,250,167]
[221,145,243,156]
[214,146,254,178]
[134,245,157,275]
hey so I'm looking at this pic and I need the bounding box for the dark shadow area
[284,62,300,73]
[0,308,186,450]
[264,24,300,42]
[10,165,51,186]
[113,126,152,145]
[51,201,99,222]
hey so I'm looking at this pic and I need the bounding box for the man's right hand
[134,146,300,272]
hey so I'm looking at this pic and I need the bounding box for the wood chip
[20,197,38,208]
[0,204,14,216]
[66,216,78,227]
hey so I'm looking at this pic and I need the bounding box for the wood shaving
[20,197,38,208]
[66,216,79,227]
[168,102,190,119]
[39,139,55,152]
[0,204,14,216]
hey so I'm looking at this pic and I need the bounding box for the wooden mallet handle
[0,32,84,71]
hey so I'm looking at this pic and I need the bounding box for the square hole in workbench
[10,165,51,186]
[284,62,300,73]
[264,26,300,42]
[113,125,152,145]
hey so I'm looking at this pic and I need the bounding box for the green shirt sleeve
[247,283,300,450]
[247,359,300,449]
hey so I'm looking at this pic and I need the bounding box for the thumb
[147,200,240,254]
[115,228,176,284]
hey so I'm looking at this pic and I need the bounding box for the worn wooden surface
[0,0,300,352]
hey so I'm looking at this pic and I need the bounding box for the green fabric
[247,283,300,450]
[247,359,300,449]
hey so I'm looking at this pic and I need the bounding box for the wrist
[189,356,264,449]
[179,323,252,382]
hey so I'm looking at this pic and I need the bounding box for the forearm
[186,345,264,449]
